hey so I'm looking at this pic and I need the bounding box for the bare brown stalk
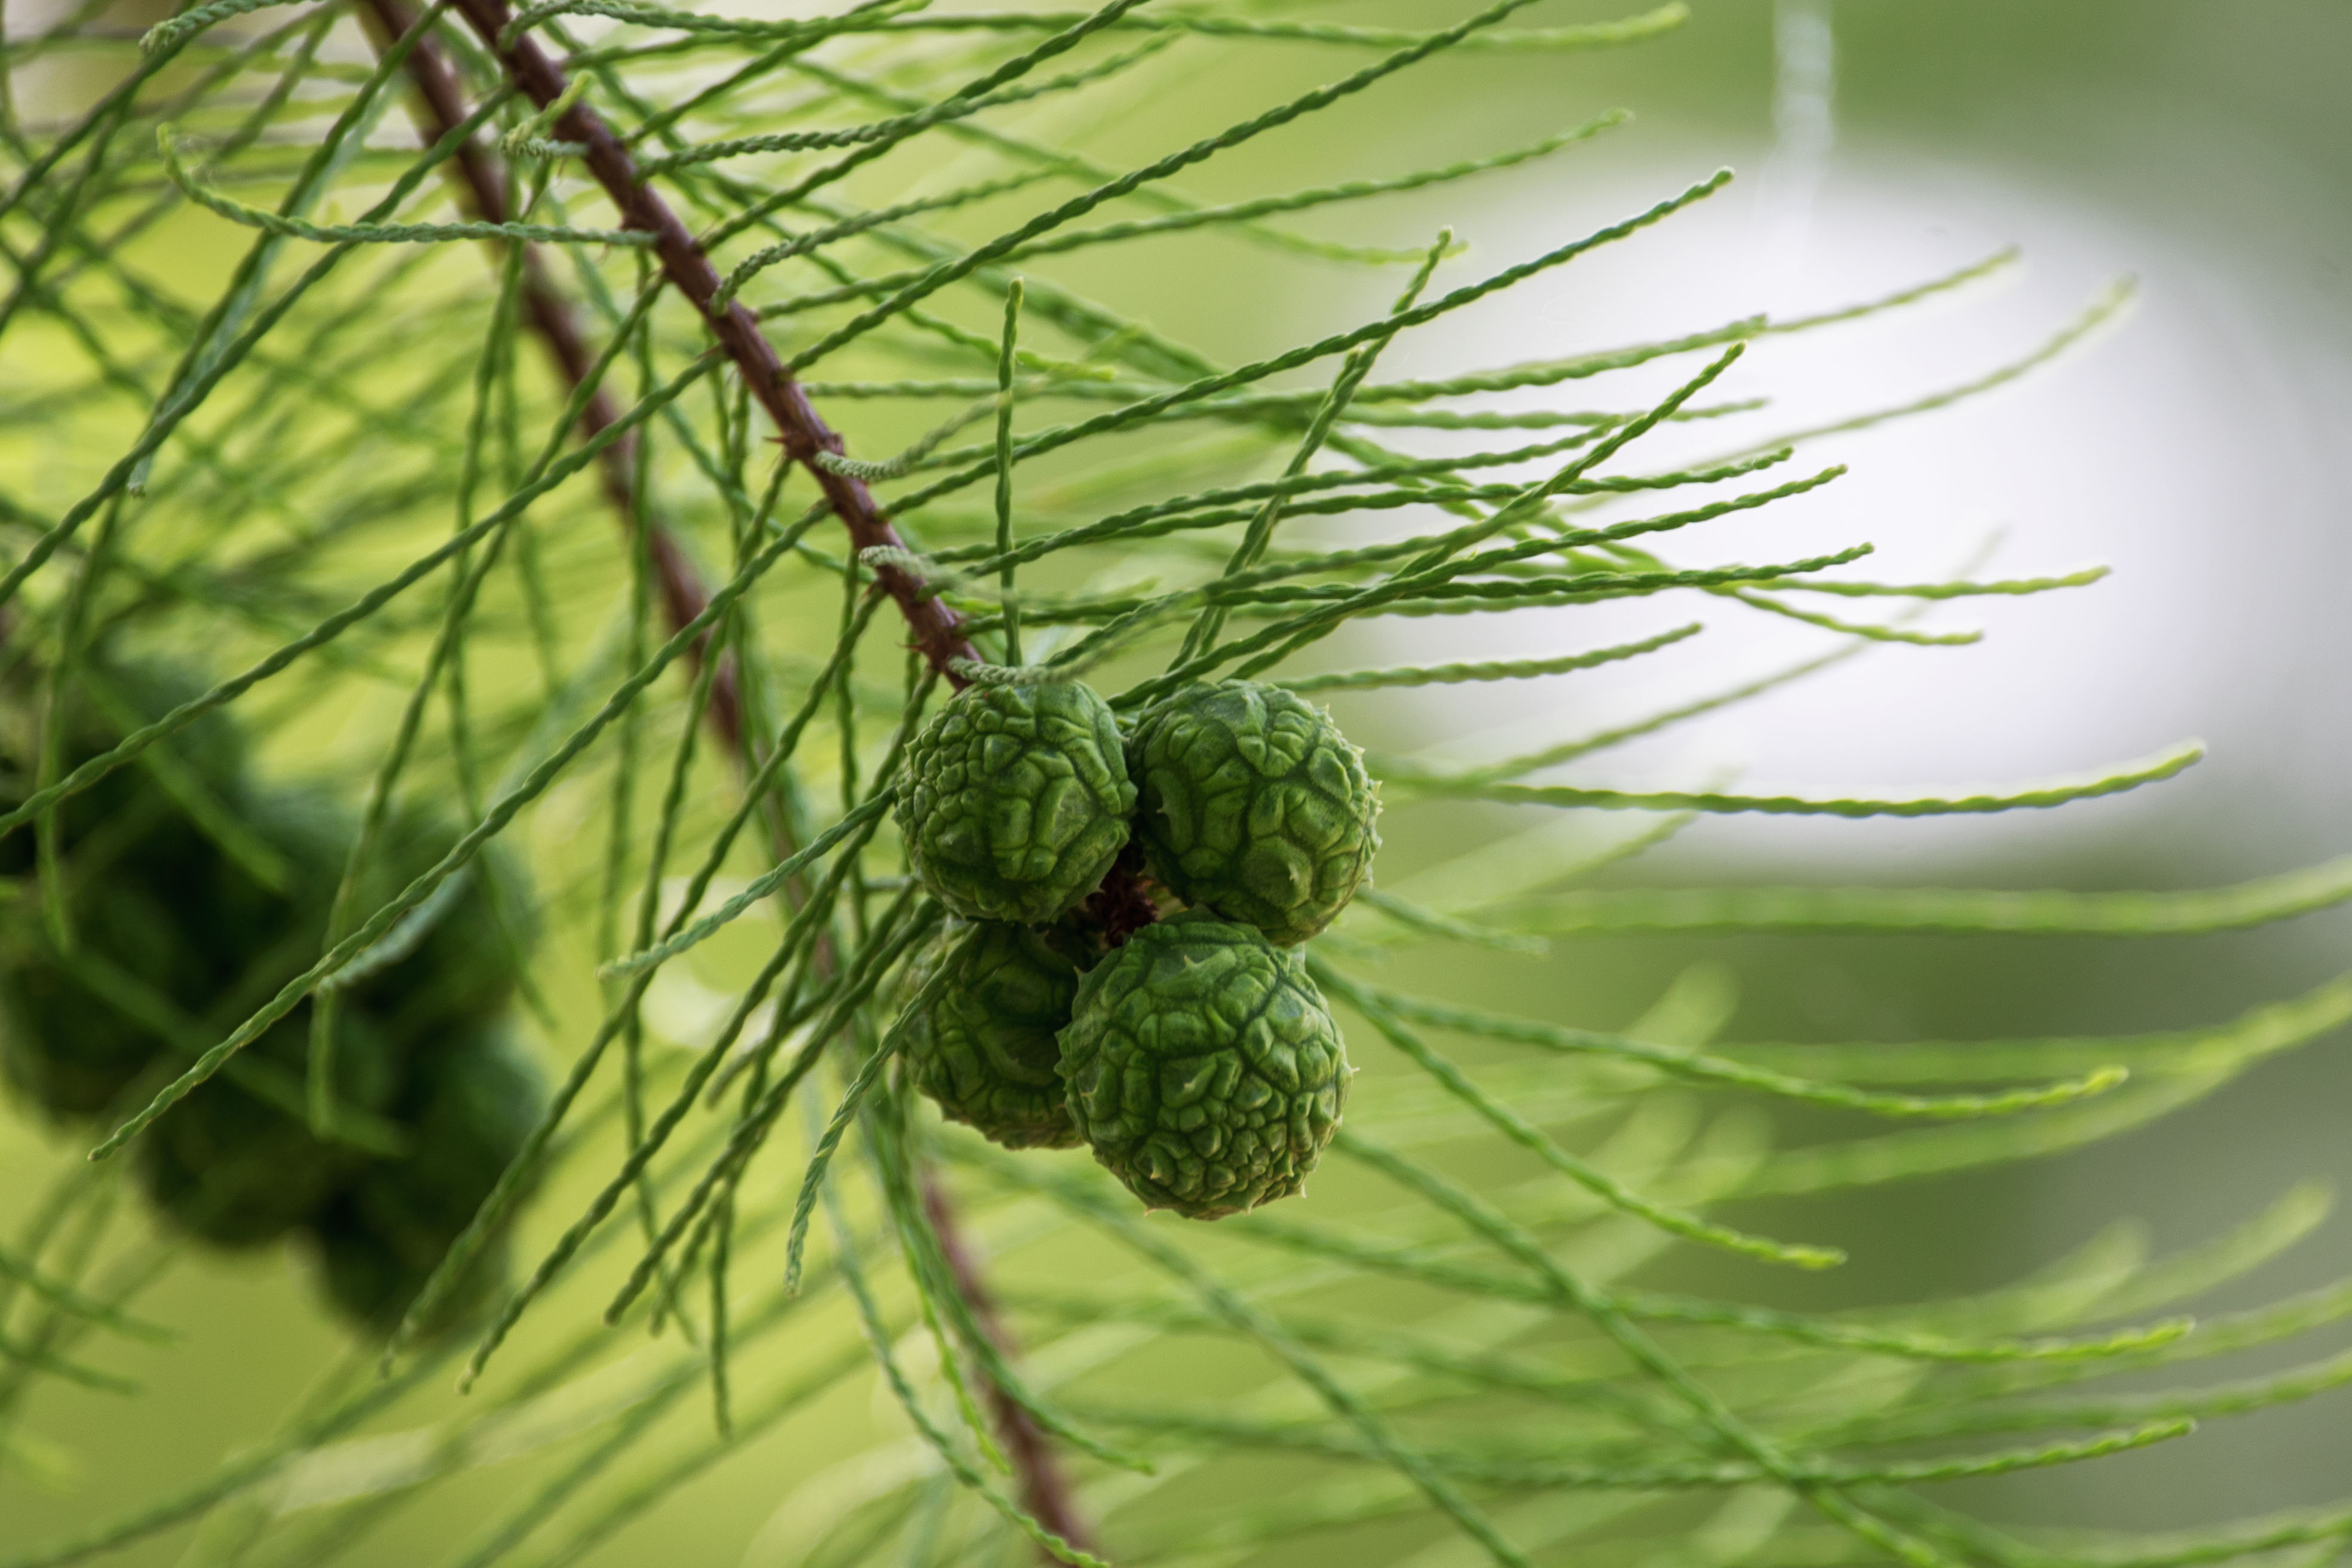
[351,0,941,754]
[408,0,973,678]
[921,1171,1095,1551]
[354,2,1091,1554]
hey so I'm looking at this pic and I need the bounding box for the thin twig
[413,0,975,678]
[922,1170,1095,1552]
[353,3,1086,1554]
[356,0,765,745]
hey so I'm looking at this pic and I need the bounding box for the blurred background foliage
[3,0,2351,1563]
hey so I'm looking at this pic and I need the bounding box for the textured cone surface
[0,659,251,1116]
[0,657,244,886]
[898,682,1135,923]
[0,666,527,1127]
[0,859,206,1116]
[135,1011,400,1249]
[1128,681,1379,945]
[259,791,531,1048]
[905,921,1086,1150]
[1058,912,1349,1218]
[307,1025,546,1336]
[0,653,540,1292]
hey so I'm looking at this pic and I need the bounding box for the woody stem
[353,2,1089,1555]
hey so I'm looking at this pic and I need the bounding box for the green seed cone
[0,659,252,1116]
[1058,912,1350,1219]
[306,1024,547,1336]
[0,784,528,1131]
[897,682,1135,923]
[0,656,538,1284]
[134,1010,401,1250]
[309,1211,503,1341]
[0,848,209,1117]
[904,920,1089,1150]
[1126,681,1379,945]
[0,656,245,887]
[261,791,532,1050]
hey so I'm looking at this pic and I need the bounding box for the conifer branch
[11,1,2341,1559]
[353,4,1077,1554]
[357,0,751,748]
[921,1173,1096,1555]
[378,0,976,682]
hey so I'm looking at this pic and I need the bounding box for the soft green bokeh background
[4,0,2351,1559]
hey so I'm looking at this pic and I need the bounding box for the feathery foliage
[0,1,2345,1564]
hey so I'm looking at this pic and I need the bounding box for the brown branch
[355,2,1091,1555]
[923,1171,1094,1551]
[353,0,768,745]
[1080,841,1160,949]
[434,0,974,680]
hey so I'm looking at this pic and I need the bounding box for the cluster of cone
[894,678,1379,1219]
[0,660,543,1336]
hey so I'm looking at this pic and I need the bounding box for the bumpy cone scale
[897,682,1136,924]
[0,655,540,1333]
[136,1010,403,1250]
[1057,912,1350,1220]
[902,920,1092,1150]
[889,675,1377,1218]
[1126,681,1380,946]
[309,1023,546,1335]
[0,661,250,1115]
